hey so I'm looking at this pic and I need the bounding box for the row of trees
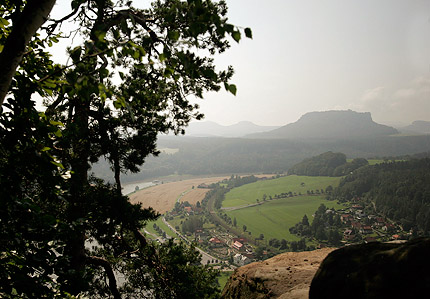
[0,0,251,297]
[201,174,260,209]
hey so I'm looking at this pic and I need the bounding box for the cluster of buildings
[339,199,400,243]
[194,230,254,266]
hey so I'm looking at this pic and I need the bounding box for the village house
[375,217,386,228]
[359,225,373,234]
[351,221,362,230]
[208,237,224,248]
[341,214,353,224]
[391,234,401,241]
[343,229,355,241]
[232,241,244,252]
[232,237,247,244]
[355,210,366,218]
[233,253,251,266]
[383,223,395,232]
[184,206,193,215]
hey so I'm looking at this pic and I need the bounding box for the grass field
[221,175,343,242]
[144,217,177,239]
[226,195,343,242]
[222,175,340,208]
[218,271,233,291]
[367,159,384,165]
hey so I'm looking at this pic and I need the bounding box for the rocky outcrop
[221,248,334,299]
[222,238,430,299]
[310,238,430,299]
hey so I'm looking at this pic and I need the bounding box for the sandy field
[128,176,228,214]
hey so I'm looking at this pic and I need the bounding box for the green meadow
[145,217,177,239]
[226,195,343,241]
[222,175,343,241]
[218,271,233,290]
[222,175,340,208]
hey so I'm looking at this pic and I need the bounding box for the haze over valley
[3,0,430,298]
[92,109,430,185]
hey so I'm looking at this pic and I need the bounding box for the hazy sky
[49,0,430,127]
[196,0,430,126]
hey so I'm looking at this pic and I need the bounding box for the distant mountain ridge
[182,121,280,137]
[247,110,398,139]
[399,120,430,135]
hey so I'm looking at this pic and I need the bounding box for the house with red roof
[209,237,224,248]
[232,241,244,252]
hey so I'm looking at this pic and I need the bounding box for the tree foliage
[333,159,430,234]
[182,216,203,234]
[289,151,368,177]
[0,0,251,297]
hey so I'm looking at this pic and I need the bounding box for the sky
[49,0,430,127]
[196,0,430,126]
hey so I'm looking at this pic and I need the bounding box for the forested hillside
[288,152,368,176]
[333,159,430,234]
[93,135,430,183]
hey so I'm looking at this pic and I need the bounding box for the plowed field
[128,176,228,214]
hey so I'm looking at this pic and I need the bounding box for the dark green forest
[288,151,369,177]
[333,159,430,234]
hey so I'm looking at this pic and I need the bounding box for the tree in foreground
[0,0,251,297]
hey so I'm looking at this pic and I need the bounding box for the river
[122,181,156,195]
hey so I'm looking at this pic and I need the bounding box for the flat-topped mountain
[182,121,280,137]
[247,110,398,139]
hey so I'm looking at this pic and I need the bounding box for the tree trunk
[113,152,122,195]
[0,0,56,106]
[66,99,91,295]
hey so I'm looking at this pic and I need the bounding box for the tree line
[92,138,430,183]
[288,151,369,177]
[289,204,342,247]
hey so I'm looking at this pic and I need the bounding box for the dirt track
[128,176,228,214]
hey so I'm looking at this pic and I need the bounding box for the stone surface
[221,248,334,299]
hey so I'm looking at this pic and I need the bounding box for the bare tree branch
[86,256,121,299]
